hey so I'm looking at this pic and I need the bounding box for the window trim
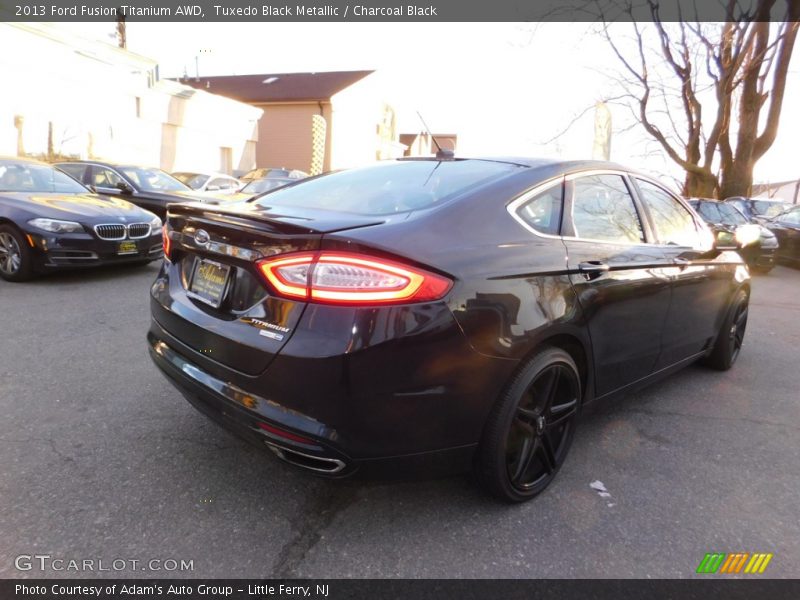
[506,176,565,238]
[629,176,706,249]
[508,168,669,246]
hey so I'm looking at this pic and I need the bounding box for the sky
[64,21,800,188]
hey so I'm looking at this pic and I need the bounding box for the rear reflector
[257,251,452,305]
[257,421,316,445]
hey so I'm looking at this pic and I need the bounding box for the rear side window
[253,160,523,216]
[636,179,700,247]
[57,163,87,183]
[515,184,563,235]
[571,174,644,243]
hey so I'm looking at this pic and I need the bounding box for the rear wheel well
[539,334,589,402]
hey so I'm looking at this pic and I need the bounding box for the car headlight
[27,218,84,233]
[735,224,761,247]
[149,215,162,229]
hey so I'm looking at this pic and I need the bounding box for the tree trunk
[719,161,755,199]
[683,170,717,198]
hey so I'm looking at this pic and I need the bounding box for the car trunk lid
[153,202,383,375]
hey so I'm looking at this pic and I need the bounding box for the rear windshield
[173,173,208,189]
[717,202,748,225]
[0,160,86,193]
[120,167,188,192]
[252,160,523,215]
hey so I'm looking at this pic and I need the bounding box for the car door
[561,172,673,398]
[632,178,732,368]
[89,165,127,195]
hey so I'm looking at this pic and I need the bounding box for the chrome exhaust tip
[265,442,346,474]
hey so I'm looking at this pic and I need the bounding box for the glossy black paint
[690,198,778,271]
[765,206,800,266]
[148,158,749,478]
[55,160,204,220]
[0,158,163,275]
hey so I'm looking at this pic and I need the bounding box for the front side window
[91,166,125,189]
[515,184,563,235]
[571,174,644,243]
[636,179,700,247]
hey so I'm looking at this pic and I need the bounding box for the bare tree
[599,0,799,198]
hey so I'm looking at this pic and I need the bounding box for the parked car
[688,198,778,273]
[0,157,162,281]
[724,196,793,223]
[172,171,241,195]
[239,167,308,185]
[149,158,749,502]
[55,160,203,220]
[219,176,301,202]
[764,205,800,267]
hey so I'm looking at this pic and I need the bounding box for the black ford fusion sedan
[0,157,162,281]
[148,157,750,502]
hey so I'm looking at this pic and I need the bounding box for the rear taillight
[162,225,171,260]
[257,251,452,305]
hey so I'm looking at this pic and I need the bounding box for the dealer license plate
[187,259,231,308]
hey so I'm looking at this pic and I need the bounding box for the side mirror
[115,181,133,194]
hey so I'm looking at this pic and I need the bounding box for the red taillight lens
[257,251,452,305]
[162,224,171,260]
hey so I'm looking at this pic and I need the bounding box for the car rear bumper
[147,310,506,478]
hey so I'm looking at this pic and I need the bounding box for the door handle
[578,261,609,280]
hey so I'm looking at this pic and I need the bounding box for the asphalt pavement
[1,262,798,578]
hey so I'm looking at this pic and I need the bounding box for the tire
[474,347,581,503]
[0,224,34,282]
[703,288,749,371]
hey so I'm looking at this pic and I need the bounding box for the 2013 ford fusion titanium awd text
[148,157,750,502]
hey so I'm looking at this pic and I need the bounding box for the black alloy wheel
[703,289,749,371]
[476,347,581,502]
[0,225,32,282]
